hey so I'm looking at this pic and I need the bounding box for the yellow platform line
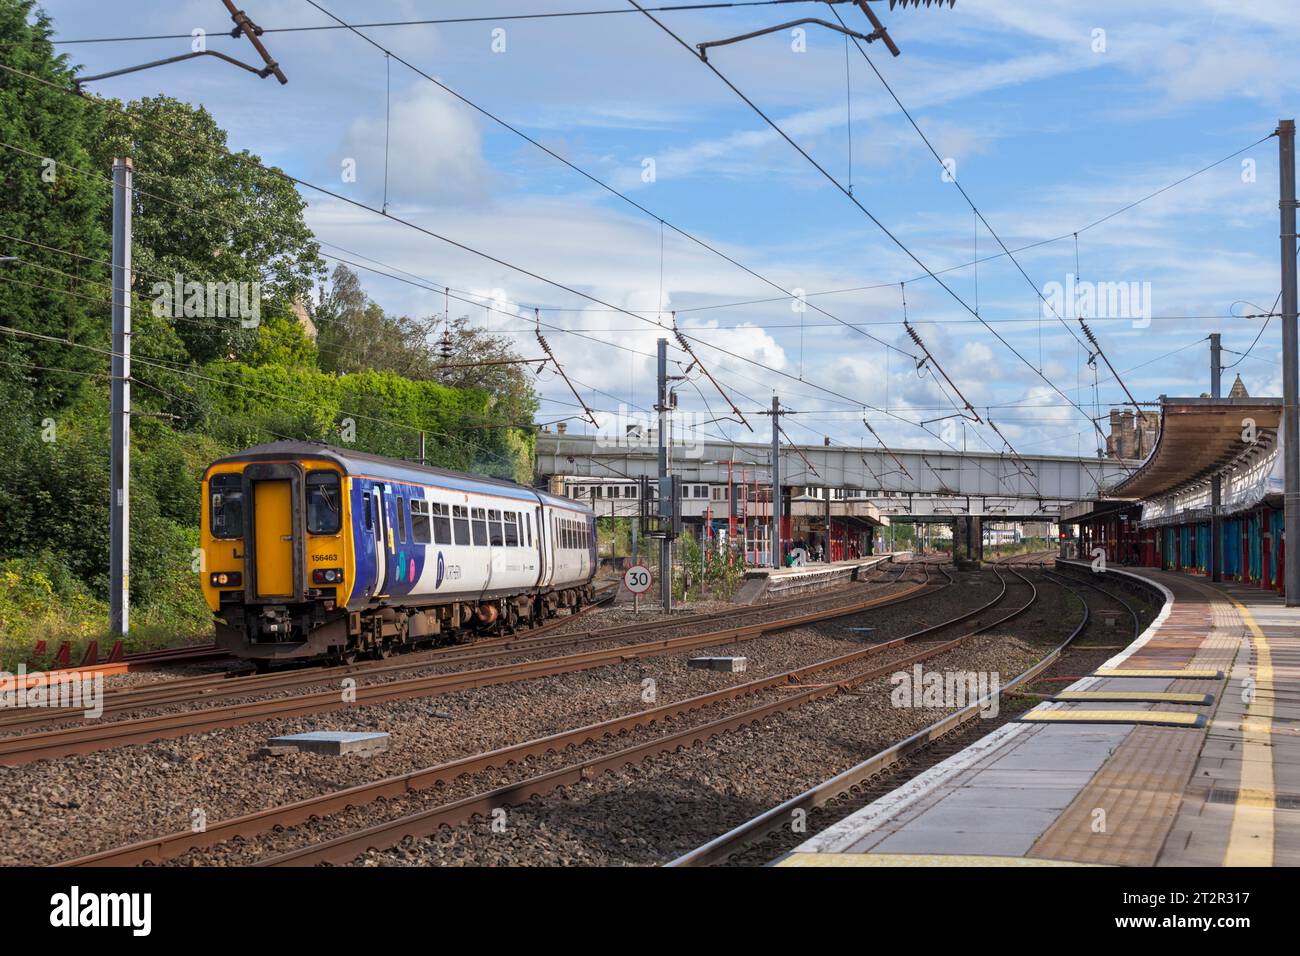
[1054,690,1213,705]
[775,852,1099,867]
[1220,594,1275,867]
[1092,668,1224,680]
[1020,709,1205,728]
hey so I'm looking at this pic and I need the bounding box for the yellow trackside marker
[1092,668,1224,680]
[1020,709,1205,728]
[1053,691,1214,706]
[1221,595,1274,867]
[775,853,1099,867]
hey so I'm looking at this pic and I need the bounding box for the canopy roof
[1107,398,1282,500]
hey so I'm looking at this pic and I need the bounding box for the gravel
[0,563,1090,868]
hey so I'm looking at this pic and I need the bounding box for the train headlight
[312,568,343,585]
[210,571,242,587]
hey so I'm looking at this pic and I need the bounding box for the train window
[395,496,408,543]
[488,509,504,547]
[431,502,452,545]
[410,500,432,545]
[363,492,373,531]
[305,471,342,535]
[525,513,532,547]
[562,520,570,549]
[471,507,488,546]
[504,512,519,547]
[452,505,471,546]
[210,474,244,539]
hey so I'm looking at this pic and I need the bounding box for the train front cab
[201,457,353,661]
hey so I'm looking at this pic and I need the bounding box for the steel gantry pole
[657,338,672,611]
[1280,121,1300,605]
[109,157,133,634]
[770,395,781,567]
[1210,333,1223,582]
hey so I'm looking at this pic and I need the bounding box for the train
[200,441,597,666]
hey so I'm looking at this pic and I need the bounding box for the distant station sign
[623,564,652,595]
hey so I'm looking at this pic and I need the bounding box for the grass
[0,555,212,671]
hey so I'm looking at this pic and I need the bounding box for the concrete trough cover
[1092,668,1224,680]
[1053,690,1214,706]
[265,731,390,756]
[687,656,748,673]
[1019,709,1206,729]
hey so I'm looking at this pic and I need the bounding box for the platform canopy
[1104,397,1282,500]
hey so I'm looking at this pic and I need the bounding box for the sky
[36,0,1300,462]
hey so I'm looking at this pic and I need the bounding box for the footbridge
[535,432,1136,519]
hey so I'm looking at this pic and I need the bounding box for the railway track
[0,564,925,739]
[56,558,1057,867]
[0,588,621,736]
[58,559,958,866]
[666,562,1161,866]
[2,560,941,766]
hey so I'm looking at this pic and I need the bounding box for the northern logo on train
[436,551,445,589]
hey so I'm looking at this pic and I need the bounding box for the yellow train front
[201,441,597,665]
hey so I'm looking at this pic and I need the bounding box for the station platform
[735,552,907,603]
[780,563,1300,866]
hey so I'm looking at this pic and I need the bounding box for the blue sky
[39,0,1300,459]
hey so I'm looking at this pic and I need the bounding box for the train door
[536,505,552,587]
[371,484,390,597]
[253,479,294,598]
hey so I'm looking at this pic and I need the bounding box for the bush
[0,553,108,669]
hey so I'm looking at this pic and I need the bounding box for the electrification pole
[770,395,781,567]
[1280,120,1300,606]
[657,338,672,611]
[1210,333,1223,582]
[110,157,133,635]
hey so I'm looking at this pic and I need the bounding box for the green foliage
[203,361,531,479]
[672,532,745,602]
[0,552,107,668]
[88,94,326,365]
[0,389,214,647]
[0,0,111,408]
[0,4,540,653]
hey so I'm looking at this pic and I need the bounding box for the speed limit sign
[623,564,652,594]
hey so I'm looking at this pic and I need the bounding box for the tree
[0,0,110,408]
[315,264,438,376]
[89,95,325,365]
[427,315,540,435]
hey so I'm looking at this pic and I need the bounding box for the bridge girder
[536,433,1132,513]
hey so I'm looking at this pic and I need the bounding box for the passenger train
[200,441,597,665]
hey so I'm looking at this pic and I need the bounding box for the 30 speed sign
[623,564,653,594]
